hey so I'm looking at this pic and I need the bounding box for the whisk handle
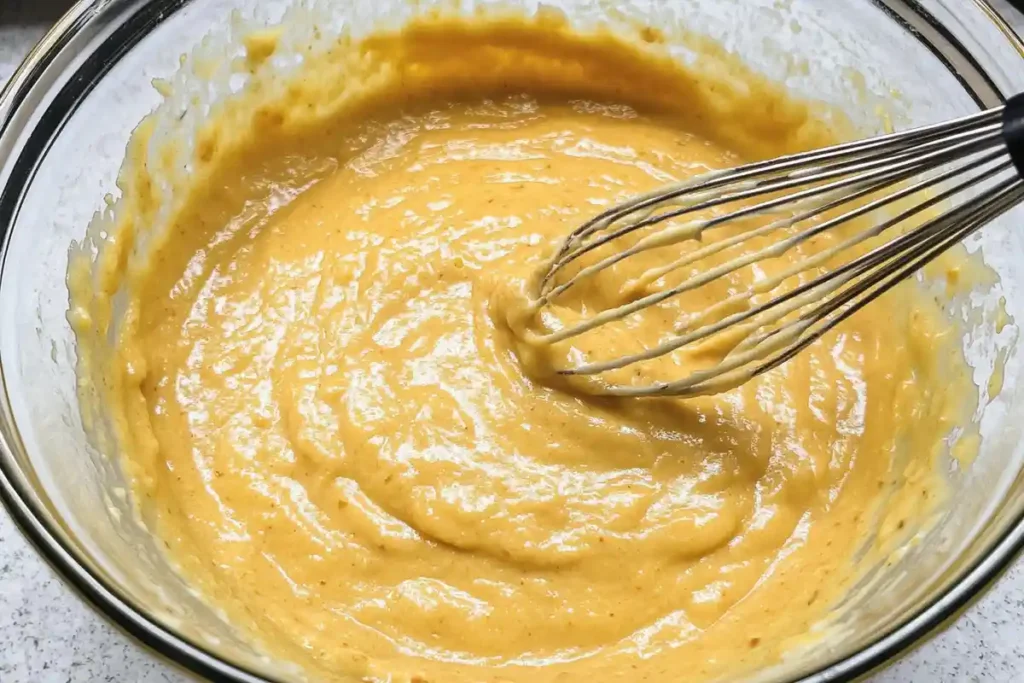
[1005,92,1024,177]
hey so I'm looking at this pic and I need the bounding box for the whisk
[527,93,1024,398]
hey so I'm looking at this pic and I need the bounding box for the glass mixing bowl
[1,1,1023,681]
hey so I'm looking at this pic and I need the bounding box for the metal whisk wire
[527,93,1024,398]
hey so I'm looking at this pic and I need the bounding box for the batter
[69,14,978,683]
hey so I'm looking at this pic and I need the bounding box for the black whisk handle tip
[1005,92,1024,178]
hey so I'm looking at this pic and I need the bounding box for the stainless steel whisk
[528,93,1024,398]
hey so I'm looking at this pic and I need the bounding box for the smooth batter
[69,15,978,683]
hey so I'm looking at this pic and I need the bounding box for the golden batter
[69,14,978,683]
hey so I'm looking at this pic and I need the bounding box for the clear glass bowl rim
[0,1,1022,681]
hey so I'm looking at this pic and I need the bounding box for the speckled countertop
[2,1,1024,681]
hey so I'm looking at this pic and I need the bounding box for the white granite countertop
[2,1,1024,681]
